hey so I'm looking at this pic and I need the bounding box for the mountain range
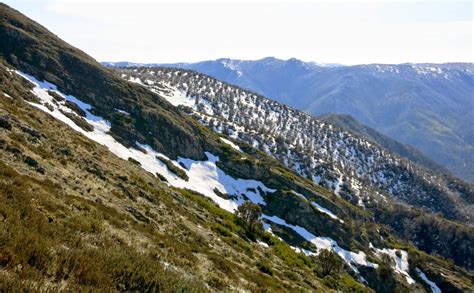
[107,58,474,183]
[1,3,473,292]
[119,66,474,225]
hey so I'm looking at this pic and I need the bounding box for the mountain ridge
[118,65,474,271]
[105,57,474,182]
[317,113,450,175]
[118,66,474,223]
[103,58,473,69]
[1,3,473,292]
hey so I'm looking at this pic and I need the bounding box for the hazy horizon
[102,56,474,66]
[4,0,473,65]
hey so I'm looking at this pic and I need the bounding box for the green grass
[1,4,473,290]
[0,162,205,291]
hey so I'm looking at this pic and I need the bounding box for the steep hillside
[0,64,344,291]
[118,66,474,271]
[119,58,474,183]
[317,113,449,175]
[119,67,474,224]
[0,3,218,161]
[1,3,473,292]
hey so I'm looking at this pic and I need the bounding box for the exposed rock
[0,115,12,130]
[127,157,141,166]
[23,155,38,167]
[126,206,150,223]
[59,110,93,132]
[19,125,41,138]
[47,90,64,102]
[5,145,21,154]
[64,100,86,117]
[85,163,106,180]
[56,146,72,156]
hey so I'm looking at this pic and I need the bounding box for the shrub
[156,155,189,181]
[313,249,344,277]
[47,90,64,102]
[236,201,264,240]
[60,110,93,131]
[257,260,273,275]
[128,157,141,166]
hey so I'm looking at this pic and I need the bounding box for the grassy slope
[4,59,472,292]
[0,3,218,161]
[0,65,340,291]
[118,66,474,271]
[0,3,472,292]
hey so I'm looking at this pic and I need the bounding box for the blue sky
[4,0,473,64]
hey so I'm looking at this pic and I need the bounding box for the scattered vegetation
[156,155,189,181]
[60,110,93,132]
[372,202,474,270]
[313,249,344,277]
[122,64,474,273]
[256,260,273,275]
[236,201,264,240]
[64,100,86,117]
[0,3,473,291]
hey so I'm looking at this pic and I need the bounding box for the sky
[3,0,473,65]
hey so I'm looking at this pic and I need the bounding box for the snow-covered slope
[110,58,474,183]
[16,71,275,213]
[2,3,473,290]
[118,67,474,225]
[15,69,384,275]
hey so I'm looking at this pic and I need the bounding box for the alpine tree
[236,201,264,240]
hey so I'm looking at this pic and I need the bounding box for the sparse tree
[314,249,344,277]
[236,201,264,240]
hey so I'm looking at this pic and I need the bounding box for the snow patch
[220,137,241,152]
[290,190,307,201]
[221,59,243,77]
[416,268,441,293]
[16,71,275,214]
[177,152,275,211]
[375,248,415,284]
[115,108,130,115]
[333,173,343,195]
[127,76,144,85]
[16,71,110,132]
[155,84,195,108]
[311,201,344,223]
[262,215,376,270]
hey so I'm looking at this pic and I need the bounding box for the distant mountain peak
[2,3,474,292]
[219,58,244,77]
[142,58,473,182]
